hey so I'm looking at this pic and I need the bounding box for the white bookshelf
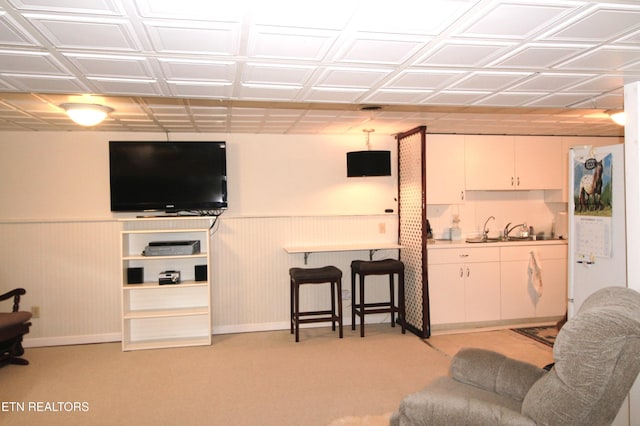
[119,221,212,351]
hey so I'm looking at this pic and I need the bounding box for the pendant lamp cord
[363,128,374,151]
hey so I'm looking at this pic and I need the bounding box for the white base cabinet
[120,221,212,351]
[428,262,465,324]
[428,246,500,325]
[428,242,567,328]
[500,244,567,320]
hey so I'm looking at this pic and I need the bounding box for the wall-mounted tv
[109,141,227,213]
[346,150,391,177]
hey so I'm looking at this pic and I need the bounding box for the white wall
[227,133,398,216]
[0,132,111,220]
[0,131,399,345]
[0,131,397,220]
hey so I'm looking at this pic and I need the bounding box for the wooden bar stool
[289,266,343,342]
[351,259,405,337]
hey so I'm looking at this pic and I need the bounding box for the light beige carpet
[0,325,447,426]
[328,413,392,426]
[1,326,552,426]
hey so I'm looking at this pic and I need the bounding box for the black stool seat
[290,266,342,283]
[351,259,405,337]
[351,259,404,275]
[290,266,343,342]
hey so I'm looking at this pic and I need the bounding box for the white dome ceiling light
[60,103,114,127]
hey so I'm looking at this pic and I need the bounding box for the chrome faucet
[482,216,495,240]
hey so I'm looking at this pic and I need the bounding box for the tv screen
[346,150,391,177]
[109,141,227,212]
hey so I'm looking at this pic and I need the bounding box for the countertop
[427,238,567,249]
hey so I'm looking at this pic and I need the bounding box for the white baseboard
[21,314,393,347]
[212,322,289,335]
[23,332,121,348]
[211,313,392,335]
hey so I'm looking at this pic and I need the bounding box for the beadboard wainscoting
[210,215,400,334]
[1,214,399,347]
[0,220,122,346]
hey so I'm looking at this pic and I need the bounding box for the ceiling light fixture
[607,110,625,126]
[60,103,114,126]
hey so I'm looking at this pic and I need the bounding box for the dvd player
[143,240,201,256]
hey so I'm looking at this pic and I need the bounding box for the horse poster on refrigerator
[572,149,614,260]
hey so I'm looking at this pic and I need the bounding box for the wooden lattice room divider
[397,126,430,338]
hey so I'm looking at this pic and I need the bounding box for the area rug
[511,325,558,347]
[327,413,392,426]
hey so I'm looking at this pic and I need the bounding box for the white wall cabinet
[426,134,465,204]
[428,246,500,325]
[500,244,567,320]
[514,136,562,190]
[465,135,514,190]
[464,135,562,190]
[120,222,212,351]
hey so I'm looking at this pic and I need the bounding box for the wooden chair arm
[0,288,27,312]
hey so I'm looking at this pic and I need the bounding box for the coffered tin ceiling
[0,0,638,136]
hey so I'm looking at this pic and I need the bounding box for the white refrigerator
[567,143,632,425]
[568,144,627,314]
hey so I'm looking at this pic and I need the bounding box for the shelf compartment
[122,258,209,284]
[121,229,208,258]
[123,253,208,261]
[123,284,209,312]
[122,314,211,351]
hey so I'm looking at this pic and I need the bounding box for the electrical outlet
[31,306,40,319]
[341,289,351,300]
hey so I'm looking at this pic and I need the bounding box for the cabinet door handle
[459,254,469,257]
[517,177,520,186]
[466,267,470,277]
[460,191,464,201]
[511,176,514,186]
[460,267,463,278]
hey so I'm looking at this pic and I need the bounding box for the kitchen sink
[506,236,531,241]
[465,237,500,243]
[465,236,563,244]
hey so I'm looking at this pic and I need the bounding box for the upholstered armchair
[0,288,32,367]
[391,286,640,426]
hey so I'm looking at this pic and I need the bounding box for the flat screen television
[109,141,227,213]
[346,150,391,177]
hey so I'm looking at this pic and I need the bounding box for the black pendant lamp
[347,129,391,177]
